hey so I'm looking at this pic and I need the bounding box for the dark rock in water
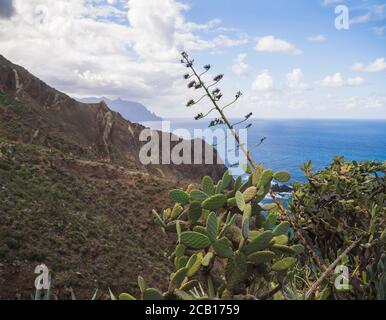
[272,183,293,193]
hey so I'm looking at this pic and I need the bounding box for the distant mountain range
[77,97,162,122]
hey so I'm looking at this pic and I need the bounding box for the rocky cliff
[0,54,226,299]
[0,54,225,182]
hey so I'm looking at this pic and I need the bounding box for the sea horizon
[142,118,386,183]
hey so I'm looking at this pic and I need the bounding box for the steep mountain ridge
[0,54,225,181]
[0,54,226,299]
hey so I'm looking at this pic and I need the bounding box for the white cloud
[232,53,249,76]
[373,26,386,35]
[319,73,365,87]
[307,34,327,42]
[350,3,386,25]
[255,36,302,55]
[322,0,345,5]
[0,0,248,117]
[286,69,308,92]
[350,14,371,25]
[343,96,386,110]
[251,70,274,92]
[352,57,386,73]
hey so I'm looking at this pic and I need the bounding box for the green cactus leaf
[242,204,252,239]
[245,230,274,255]
[381,228,386,241]
[174,289,195,301]
[252,165,264,186]
[193,226,208,236]
[264,211,278,230]
[190,189,209,203]
[259,169,273,188]
[171,203,184,219]
[255,186,269,203]
[271,244,297,255]
[273,171,291,183]
[291,244,305,255]
[202,194,227,211]
[222,170,233,189]
[234,176,242,190]
[235,191,245,211]
[248,230,262,241]
[272,257,296,272]
[215,179,224,194]
[243,163,253,174]
[175,256,188,269]
[202,176,215,196]
[137,276,147,294]
[119,293,136,300]
[176,221,181,242]
[273,221,290,236]
[188,201,202,223]
[272,235,289,245]
[225,251,247,289]
[206,212,218,242]
[181,232,211,249]
[202,252,214,267]
[243,186,257,203]
[169,267,188,292]
[239,177,252,193]
[187,253,203,277]
[186,254,198,270]
[152,210,166,229]
[180,280,199,292]
[227,197,237,208]
[208,276,215,298]
[247,250,275,265]
[212,237,234,258]
[169,189,189,205]
[143,288,164,300]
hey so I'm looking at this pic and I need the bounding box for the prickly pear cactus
[120,168,304,300]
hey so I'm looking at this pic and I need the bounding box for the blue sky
[0,0,385,118]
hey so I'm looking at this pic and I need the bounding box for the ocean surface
[142,119,386,183]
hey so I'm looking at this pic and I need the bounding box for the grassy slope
[0,140,181,299]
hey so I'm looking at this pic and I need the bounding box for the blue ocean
[142,119,386,183]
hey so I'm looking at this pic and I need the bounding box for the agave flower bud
[245,112,253,119]
[186,100,195,107]
[213,74,224,82]
[194,83,202,89]
[184,74,190,79]
[194,113,204,120]
[188,81,196,88]
[246,124,252,129]
[204,64,211,71]
[212,88,220,95]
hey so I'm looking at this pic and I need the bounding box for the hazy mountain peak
[77,96,162,123]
